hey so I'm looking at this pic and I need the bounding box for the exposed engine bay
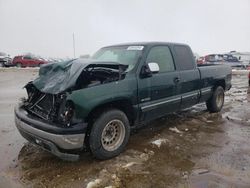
[74,65,125,90]
[22,61,127,126]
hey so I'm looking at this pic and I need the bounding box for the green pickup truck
[15,42,232,161]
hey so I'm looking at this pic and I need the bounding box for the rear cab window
[173,45,195,70]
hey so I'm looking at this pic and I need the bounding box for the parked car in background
[204,54,224,63]
[0,52,12,67]
[12,55,48,67]
[203,53,245,69]
[223,54,239,62]
[223,54,245,69]
[196,56,205,65]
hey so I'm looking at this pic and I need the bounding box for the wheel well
[214,80,225,90]
[86,99,136,126]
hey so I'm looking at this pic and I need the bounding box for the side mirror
[140,62,160,78]
[148,62,160,73]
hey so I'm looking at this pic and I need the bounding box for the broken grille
[27,94,55,120]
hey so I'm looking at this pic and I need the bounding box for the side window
[23,56,32,60]
[173,45,195,70]
[146,46,175,73]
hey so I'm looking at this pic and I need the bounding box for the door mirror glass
[148,62,159,73]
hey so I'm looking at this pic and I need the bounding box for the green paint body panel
[67,76,138,119]
[33,42,232,126]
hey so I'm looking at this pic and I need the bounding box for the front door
[138,45,181,122]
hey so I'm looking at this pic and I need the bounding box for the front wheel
[88,109,130,160]
[206,86,225,113]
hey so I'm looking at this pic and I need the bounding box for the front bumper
[15,105,87,161]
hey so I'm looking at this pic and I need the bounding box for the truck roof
[103,41,189,48]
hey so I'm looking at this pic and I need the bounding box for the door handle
[174,77,180,83]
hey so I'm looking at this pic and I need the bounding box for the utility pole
[73,33,76,58]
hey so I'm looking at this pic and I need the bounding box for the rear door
[172,45,200,108]
[138,45,181,121]
[23,56,33,67]
[29,57,38,67]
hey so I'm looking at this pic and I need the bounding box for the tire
[16,63,22,68]
[206,86,225,113]
[0,62,4,67]
[88,109,130,160]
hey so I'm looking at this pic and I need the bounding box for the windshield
[92,45,144,72]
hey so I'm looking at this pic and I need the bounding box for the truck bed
[198,64,232,91]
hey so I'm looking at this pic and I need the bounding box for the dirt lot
[0,68,250,188]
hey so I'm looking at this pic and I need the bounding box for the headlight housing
[61,101,75,126]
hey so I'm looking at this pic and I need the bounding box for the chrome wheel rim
[216,91,224,108]
[101,119,125,151]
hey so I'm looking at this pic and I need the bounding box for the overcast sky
[0,0,250,58]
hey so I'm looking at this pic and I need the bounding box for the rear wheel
[0,62,4,67]
[88,109,130,160]
[206,86,225,113]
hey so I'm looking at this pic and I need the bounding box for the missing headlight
[61,101,75,126]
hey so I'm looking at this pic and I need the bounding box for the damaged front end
[22,83,73,126]
[21,59,128,126]
[15,59,128,160]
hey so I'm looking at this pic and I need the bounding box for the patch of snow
[151,138,168,148]
[122,162,138,168]
[169,127,182,134]
[86,179,102,188]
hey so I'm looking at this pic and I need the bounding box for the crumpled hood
[32,58,127,94]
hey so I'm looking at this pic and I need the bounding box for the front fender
[67,78,137,120]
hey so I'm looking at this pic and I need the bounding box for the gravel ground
[0,68,250,188]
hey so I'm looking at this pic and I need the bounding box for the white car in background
[0,52,12,67]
